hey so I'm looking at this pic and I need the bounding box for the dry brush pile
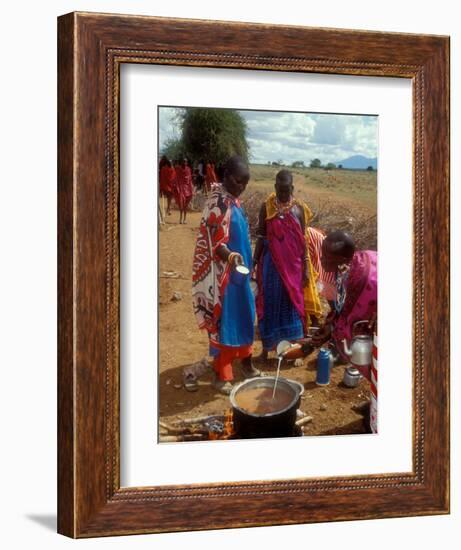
[188,167,377,251]
[242,188,377,251]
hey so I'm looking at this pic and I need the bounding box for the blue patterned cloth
[258,241,303,350]
[211,204,255,352]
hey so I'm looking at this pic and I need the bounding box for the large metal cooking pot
[230,377,301,439]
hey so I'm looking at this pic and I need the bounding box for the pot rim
[230,376,300,418]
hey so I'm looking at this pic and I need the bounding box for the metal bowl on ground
[229,376,300,439]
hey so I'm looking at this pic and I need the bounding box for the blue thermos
[316,347,331,386]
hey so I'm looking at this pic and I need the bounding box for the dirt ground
[159,174,373,439]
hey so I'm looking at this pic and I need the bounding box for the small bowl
[236,265,250,275]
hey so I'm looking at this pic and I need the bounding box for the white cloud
[158,107,378,165]
[241,110,377,165]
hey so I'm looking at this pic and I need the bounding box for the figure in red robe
[174,159,193,224]
[204,161,218,194]
[159,158,176,215]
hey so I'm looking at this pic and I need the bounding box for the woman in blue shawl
[192,156,260,394]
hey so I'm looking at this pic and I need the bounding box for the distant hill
[336,155,377,170]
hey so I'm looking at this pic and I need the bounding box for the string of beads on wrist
[227,252,238,265]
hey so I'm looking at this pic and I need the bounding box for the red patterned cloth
[192,185,238,342]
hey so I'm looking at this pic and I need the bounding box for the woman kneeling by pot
[311,230,377,381]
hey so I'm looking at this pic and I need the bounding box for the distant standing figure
[195,159,205,192]
[173,158,193,224]
[159,158,176,216]
[159,155,169,170]
[205,161,218,193]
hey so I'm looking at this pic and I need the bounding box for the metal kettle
[343,366,362,388]
[342,321,373,367]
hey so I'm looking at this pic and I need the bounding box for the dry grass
[191,164,377,250]
[244,164,377,250]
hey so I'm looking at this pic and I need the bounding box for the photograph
[53,7,450,539]
[157,106,378,442]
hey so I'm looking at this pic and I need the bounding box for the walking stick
[205,223,216,305]
[161,194,166,223]
[158,202,164,225]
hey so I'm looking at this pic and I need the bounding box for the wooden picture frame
[57,12,450,538]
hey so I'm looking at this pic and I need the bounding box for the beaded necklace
[334,264,351,315]
[275,196,294,218]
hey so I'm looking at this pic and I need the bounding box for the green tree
[367,165,374,171]
[325,162,336,170]
[291,161,305,168]
[161,137,186,161]
[310,158,322,168]
[180,108,249,165]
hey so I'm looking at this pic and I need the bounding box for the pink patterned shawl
[265,212,306,325]
[333,250,378,360]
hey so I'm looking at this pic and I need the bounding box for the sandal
[212,377,233,395]
[183,373,199,392]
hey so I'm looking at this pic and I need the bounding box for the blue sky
[159,107,378,165]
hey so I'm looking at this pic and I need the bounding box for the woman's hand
[311,323,332,347]
[368,312,377,333]
[228,252,244,269]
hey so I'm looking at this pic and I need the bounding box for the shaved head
[223,155,249,179]
[223,155,250,197]
[321,230,356,272]
[275,169,293,185]
[275,169,294,203]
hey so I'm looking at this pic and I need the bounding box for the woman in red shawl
[159,158,176,215]
[173,158,194,224]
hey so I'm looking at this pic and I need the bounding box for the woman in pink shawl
[312,230,377,379]
[253,170,321,360]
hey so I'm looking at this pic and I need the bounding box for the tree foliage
[310,158,322,168]
[179,108,249,165]
[161,137,186,161]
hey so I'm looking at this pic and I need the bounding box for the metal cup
[235,264,249,275]
[233,263,250,285]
